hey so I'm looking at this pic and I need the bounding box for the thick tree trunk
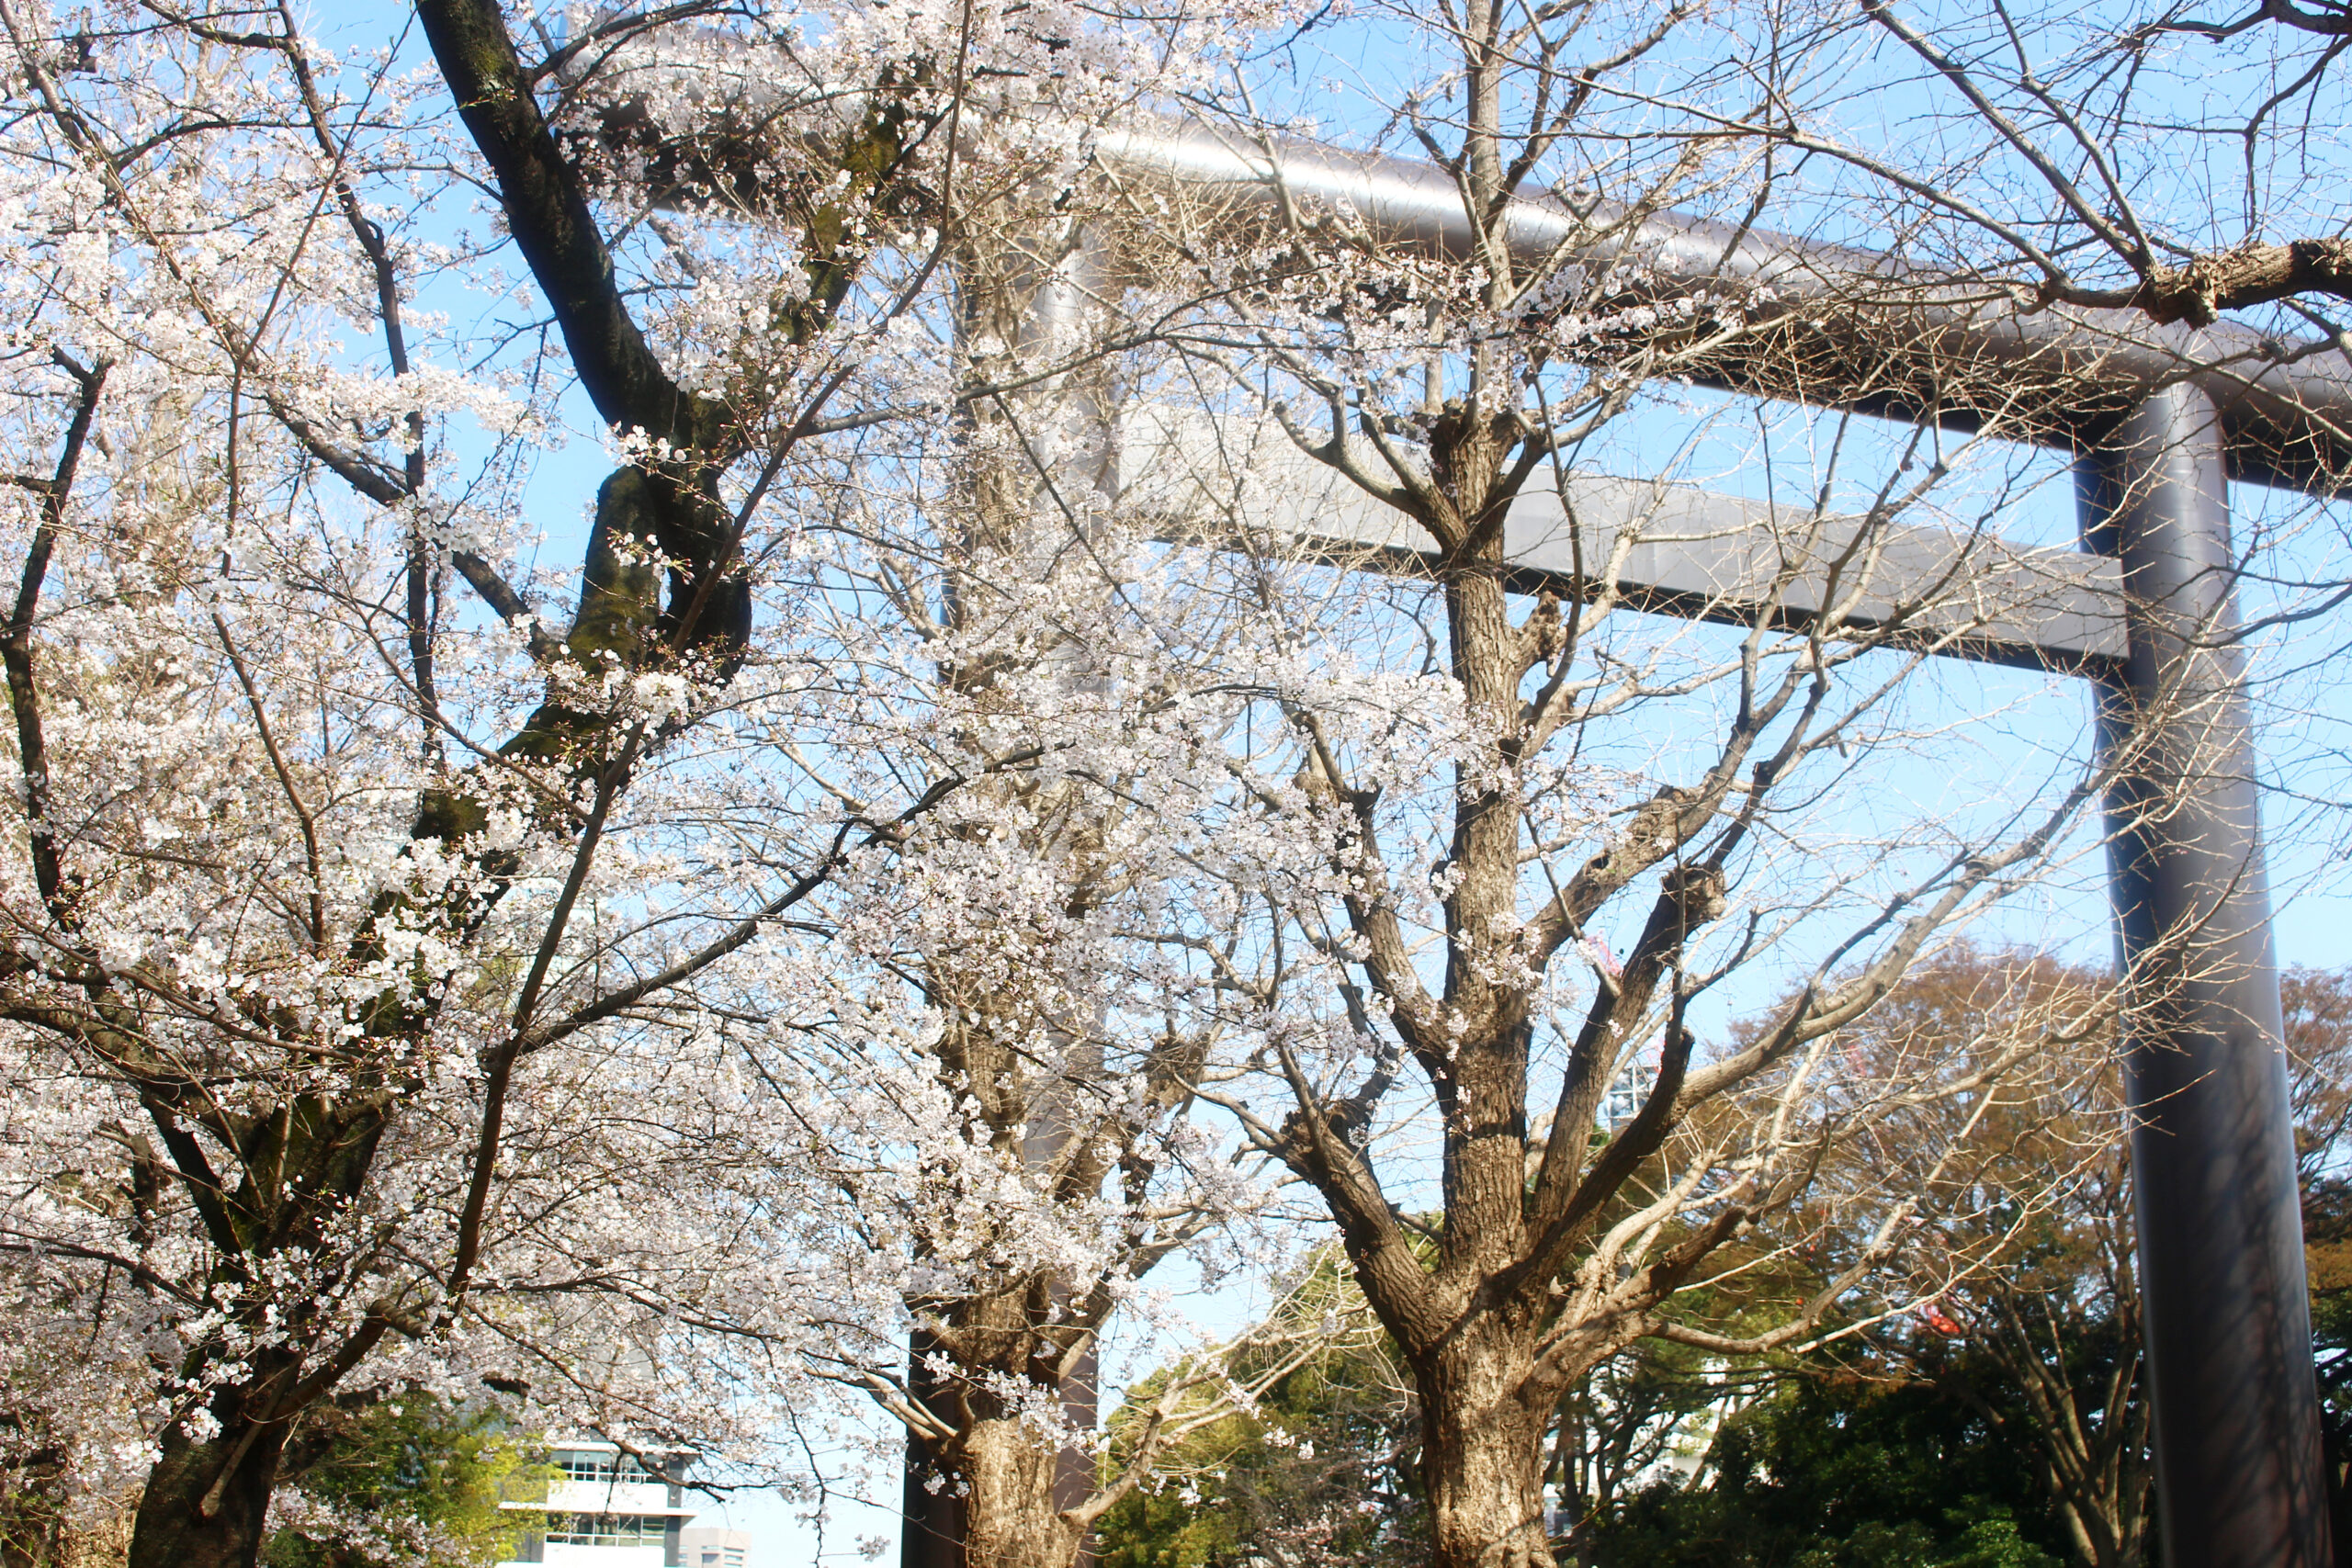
[126,1397,290,1568]
[1420,1328,1555,1568]
[910,1290,1094,1568]
[960,1416,1084,1568]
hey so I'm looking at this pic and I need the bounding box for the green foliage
[1584,1371,2069,1568]
[261,1396,541,1568]
[2305,1175,2352,1550]
[1094,1248,1423,1568]
[1553,1332,1769,1539]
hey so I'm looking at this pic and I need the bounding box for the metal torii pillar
[903,233,1110,1568]
[1093,130,2340,1563]
[2081,384,2327,1567]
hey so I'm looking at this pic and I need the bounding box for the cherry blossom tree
[0,4,1310,1567]
[6,6,2302,1568]
[0,2,1120,1562]
[540,11,1329,1565]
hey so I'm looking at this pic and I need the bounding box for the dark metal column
[2077,381,2330,1568]
[902,1328,967,1568]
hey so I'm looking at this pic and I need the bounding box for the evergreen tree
[260,1398,542,1568]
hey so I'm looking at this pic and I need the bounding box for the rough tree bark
[1419,1316,1556,1568]
[128,1366,299,1568]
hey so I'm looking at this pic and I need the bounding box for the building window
[551,1450,657,1484]
[1600,1060,1655,1130]
[543,1514,667,1546]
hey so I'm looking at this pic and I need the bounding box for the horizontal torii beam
[595,51,2352,485]
[1088,125,2326,1557]
[1091,124,2352,491]
[1125,416,2124,672]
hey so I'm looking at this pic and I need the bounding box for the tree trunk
[960,1416,1084,1568]
[1420,1329,1555,1568]
[126,1397,290,1568]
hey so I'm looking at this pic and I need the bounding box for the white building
[679,1527,752,1568]
[500,1442,701,1568]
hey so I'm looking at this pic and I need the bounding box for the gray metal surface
[899,227,1108,1568]
[594,42,2352,483]
[1093,125,2352,490]
[599,54,2352,481]
[2080,385,2327,1568]
[1125,412,2124,671]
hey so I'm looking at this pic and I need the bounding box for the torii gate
[862,127,2346,1567]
